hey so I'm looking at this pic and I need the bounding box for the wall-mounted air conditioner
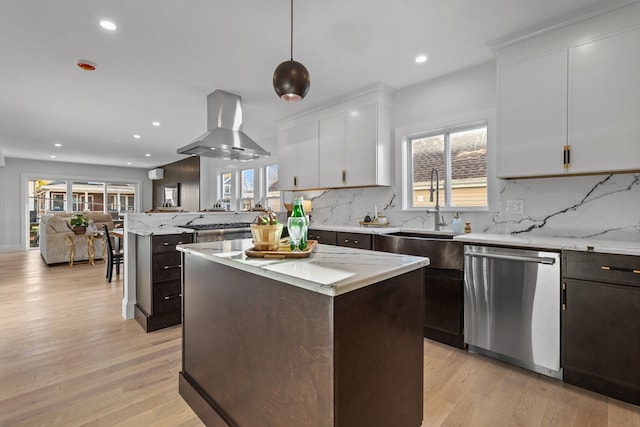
[148,168,164,180]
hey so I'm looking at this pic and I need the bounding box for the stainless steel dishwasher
[464,244,562,379]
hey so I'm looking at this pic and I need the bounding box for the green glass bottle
[290,196,308,251]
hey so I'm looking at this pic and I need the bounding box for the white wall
[290,60,639,242]
[0,157,152,252]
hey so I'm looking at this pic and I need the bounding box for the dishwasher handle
[465,250,556,265]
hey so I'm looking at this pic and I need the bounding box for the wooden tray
[245,240,318,258]
[359,221,390,227]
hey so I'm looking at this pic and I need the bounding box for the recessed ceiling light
[99,20,117,31]
[133,134,141,139]
[145,153,151,157]
[152,121,160,127]
[54,143,62,147]
[127,162,132,165]
[50,155,56,159]
[415,54,428,64]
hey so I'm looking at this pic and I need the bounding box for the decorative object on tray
[245,240,318,258]
[69,214,89,235]
[250,208,283,251]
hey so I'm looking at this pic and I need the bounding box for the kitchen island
[177,239,429,427]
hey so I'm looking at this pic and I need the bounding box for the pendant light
[273,0,310,102]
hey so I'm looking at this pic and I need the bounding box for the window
[220,172,232,211]
[240,169,255,211]
[264,165,280,211]
[407,121,487,209]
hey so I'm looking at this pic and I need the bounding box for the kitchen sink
[382,231,455,240]
[374,232,462,270]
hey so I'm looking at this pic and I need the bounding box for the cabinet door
[345,103,378,187]
[563,278,640,405]
[277,122,319,190]
[307,229,337,245]
[497,49,568,178]
[336,232,372,250]
[568,28,640,174]
[318,112,346,187]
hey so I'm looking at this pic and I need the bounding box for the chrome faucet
[429,168,446,231]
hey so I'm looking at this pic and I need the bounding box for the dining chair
[102,224,124,283]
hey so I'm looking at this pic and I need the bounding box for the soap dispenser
[451,212,463,234]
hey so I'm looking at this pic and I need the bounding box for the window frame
[398,109,497,213]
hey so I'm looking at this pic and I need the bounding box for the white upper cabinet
[568,27,640,174]
[319,102,384,188]
[278,84,393,190]
[498,49,568,178]
[277,121,319,190]
[496,4,640,178]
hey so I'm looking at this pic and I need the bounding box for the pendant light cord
[290,0,294,60]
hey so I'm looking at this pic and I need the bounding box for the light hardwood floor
[1,250,638,427]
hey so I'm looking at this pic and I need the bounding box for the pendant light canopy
[273,0,310,102]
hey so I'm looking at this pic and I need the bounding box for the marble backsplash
[294,173,639,242]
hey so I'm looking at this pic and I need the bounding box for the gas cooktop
[179,222,252,231]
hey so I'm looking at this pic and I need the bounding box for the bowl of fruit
[250,208,283,251]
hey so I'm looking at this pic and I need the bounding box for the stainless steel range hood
[177,90,270,161]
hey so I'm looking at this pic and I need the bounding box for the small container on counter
[451,212,463,234]
[464,222,472,233]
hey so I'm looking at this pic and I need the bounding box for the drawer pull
[164,293,182,300]
[162,242,170,246]
[601,265,640,274]
[163,264,182,270]
[344,239,349,243]
[354,240,359,244]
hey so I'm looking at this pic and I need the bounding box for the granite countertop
[177,239,429,296]
[454,233,640,256]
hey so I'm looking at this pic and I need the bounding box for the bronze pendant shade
[273,0,310,101]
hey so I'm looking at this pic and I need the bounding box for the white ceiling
[0,0,630,169]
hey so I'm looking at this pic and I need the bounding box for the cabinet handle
[563,145,571,169]
[601,265,640,274]
[342,169,347,184]
[354,240,359,244]
[162,242,170,246]
[164,293,182,300]
[163,264,182,270]
[293,176,298,187]
[344,239,349,243]
[561,282,566,311]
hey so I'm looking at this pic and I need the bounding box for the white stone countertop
[177,239,429,296]
[454,233,640,256]
[126,225,195,236]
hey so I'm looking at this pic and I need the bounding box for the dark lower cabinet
[423,268,465,348]
[307,228,337,245]
[336,231,373,250]
[135,232,193,332]
[562,250,640,406]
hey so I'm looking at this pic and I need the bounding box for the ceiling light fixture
[415,54,428,64]
[272,0,310,102]
[99,20,117,31]
[134,134,141,139]
[145,153,151,157]
[54,143,62,147]
[152,121,160,126]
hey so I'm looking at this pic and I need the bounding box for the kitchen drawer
[563,251,640,287]
[153,280,182,314]
[308,229,337,245]
[336,232,372,250]
[152,252,183,281]
[152,233,193,253]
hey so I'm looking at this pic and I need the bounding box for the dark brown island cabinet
[178,242,426,427]
[134,232,193,332]
[562,250,640,406]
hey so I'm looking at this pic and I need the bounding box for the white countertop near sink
[177,239,429,296]
[307,223,402,234]
[454,233,640,256]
